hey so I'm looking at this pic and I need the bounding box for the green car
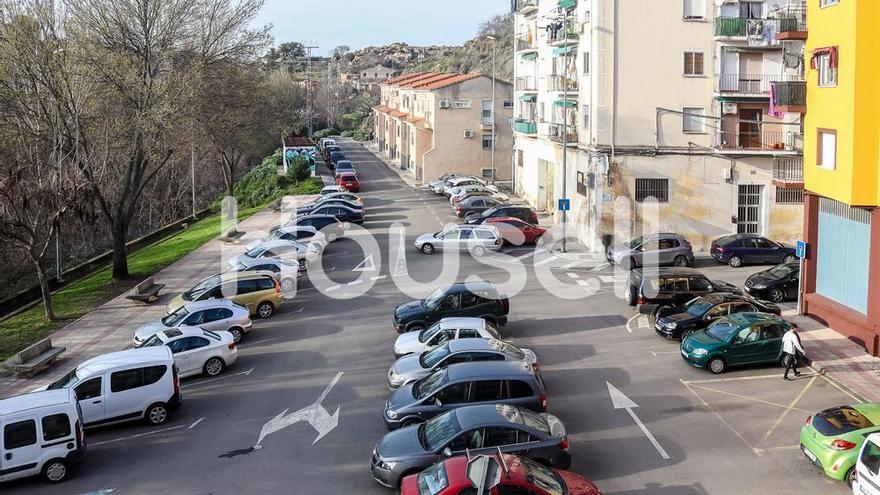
[800,404,880,485]
[679,312,789,374]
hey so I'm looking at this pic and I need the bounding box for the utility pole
[488,35,497,185]
[560,11,569,253]
[304,44,318,137]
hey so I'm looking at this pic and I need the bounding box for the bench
[126,276,165,303]
[2,338,66,377]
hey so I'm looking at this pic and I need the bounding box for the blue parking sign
[796,240,807,259]
[558,198,571,211]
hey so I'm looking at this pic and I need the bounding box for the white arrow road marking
[181,368,254,389]
[353,254,376,272]
[255,372,344,447]
[607,382,670,460]
[79,489,115,495]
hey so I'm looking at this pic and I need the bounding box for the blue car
[710,234,797,268]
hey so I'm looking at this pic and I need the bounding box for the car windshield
[244,246,264,258]
[187,275,220,300]
[139,334,166,348]
[420,344,451,368]
[419,322,443,343]
[685,297,714,317]
[520,457,565,495]
[706,320,738,341]
[47,368,80,390]
[424,286,451,310]
[767,264,796,278]
[162,307,189,326]
[414,368,446,399]
[416,461,449,495]
[628,235,645,248]
[813,407,876,436]
[418,411,462,451]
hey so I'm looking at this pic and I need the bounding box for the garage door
[816,198,871,314]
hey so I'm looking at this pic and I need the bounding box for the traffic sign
[558,198,571,211]
[796,240,807,259]
[466,455,502,493]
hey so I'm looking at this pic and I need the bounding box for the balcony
[716,74,787,95]
[548,23,579,45]
[516,37,537,53]
[715,17,790,46]
[514,119,537,135]
[716,130,800,154]
[548,74,578,92]
[515,76,537,92]
[548,123,578,144]
[515,0,538,15]
[771,80,806,113]
[773,156,804,187]
[776,3,807,40]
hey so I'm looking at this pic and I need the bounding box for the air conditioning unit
[463,129,475,138]
[722,102,738,115]
[439,100,451,109]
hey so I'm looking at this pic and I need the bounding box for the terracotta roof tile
[419,73,482,90]
[372,105,392,113]
[389,110,408,118]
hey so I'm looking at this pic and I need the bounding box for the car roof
[634,267,702,276]
[453,404,535,429]
[446,338,507,353]
[336,160,352,165]
[437,317,487,329]
[486,216,536,224]
[158,325,209,340]
[726,312,785,326]
[447,281,496,291]
[277,225,318,234]
[184,298,241,311]
[259,239,303,248]
[0,389,76,416]
[445,360,534,381]
[76,347,173,376]
[217,270,276,281]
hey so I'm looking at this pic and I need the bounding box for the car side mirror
[434,396,443,406]
[442,447,453,457]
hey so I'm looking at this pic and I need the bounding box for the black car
[296,198,363,215]
[306,204,364,224]
[744,261,800,302]
[454,195,504,218]
[334,160,355,177]
[392,282,509,333]
[323,145,341,162]
[654,293,781,340]
[286,214,344,241]
[329,151,346,168]
[466,205,539,225]
[709,233,797,268]
[625,267,741,316]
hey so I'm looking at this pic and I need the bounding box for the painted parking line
[188,417,205,430]
[566,272,580,280]
[649,350,681,356]
[625,314,650,333]
[755,375,818,449]
[370,275,387,281]
[181,367,254,389]
[687,383,814,414]
[513,249,545,261]
[533,255,558,266]
[90,424,187,447]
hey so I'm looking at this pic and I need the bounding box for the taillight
[637,295,646,305]
[804,415,812,427]
[275,280,282,294]
[830,439,857,450]
[228,342,237,350]
[558,437,569,452]
[532,362,539,373]
[540,393,547,411]
[717,247,725,253]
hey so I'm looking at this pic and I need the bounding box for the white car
[134,299,252,345]
[429,172,468,194]
[449,184,507,204]
[442,176,485,197]
[227,239,317,270]
[320,185,347,195]
[413,224,503,256]
[139,326,237,378]
[252,225,327,252]
[392,317,502,358]
[230,257,302,294]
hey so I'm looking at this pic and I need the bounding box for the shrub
[351,128,372,142]
[313,128,340,140]
[286,155,311,183]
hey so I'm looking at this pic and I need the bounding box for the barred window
[635,178,669,203]
[776,188,804,204]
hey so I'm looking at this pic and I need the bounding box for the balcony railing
[716,130,799,152]
[548,23,579,44]
[516,37,537,51]
[772,81,806,107]
[515,0,538,13]
[717,74,787,94]
[549,123,578,144]
[515,76,537,91]
[715,17,799,40]
[777,2,807,38]
[548,74,578,92]
[774,157,804,182]
[514,119,537,134]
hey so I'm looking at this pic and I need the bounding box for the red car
[401,454,602,495]
[485,217,548,246]
[336,172,360,192]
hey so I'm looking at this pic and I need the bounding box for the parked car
[165,271,283,319]
[370,404,571,487]
[800,404,880,486]
[387,338,537,390]
[336,171,360,192]
[315,191,362,205]
[442,176,485,196]
[226,239,317,271]
[0,389,86,484]
[484,217,548,246]
[138,326,237,378]
[429,172,467,194]
[392,281,510,333]
[46,347,181,427]
[607,233,694,269]
[414,224,503,256]
[400,454,603,495]
[466,205,540,225]
[625,267,740,316]
[319,138,336,149]
[334,160,355,177]
[449,185,503,205]
[296,198,363,216]
[710,233,797,267]
[653,293,780,341]
[230,257,302,295]
[134,299,252,345]
[393,317,501,358]
[329,150,346,168]
[320,185,347,195]
[284,214,345,241]
[384,360,547,430]
[257,225,326,252]
[323,145,341,162]
[744,261,800,302]
[453,195,504,218]
[853,432,880,493]
[303,203,364,224]
[679,312,790,374]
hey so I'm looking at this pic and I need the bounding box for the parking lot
[1,138,857,495]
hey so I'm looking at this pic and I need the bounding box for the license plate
[803,446,817,463]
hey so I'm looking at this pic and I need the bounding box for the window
[506,380,534,399]
[483,427,518,448]
[683,52,705,76]
[583,51,590,74]
[482,100,492,119]
[42,414,72,441]
[482,134,495,150]
[817,129,837,170]
[689,277,712,291]
[582,104,590,129]
[142,365,168,385]
[111,369,142,392]
[683,0,706,19]
[820,0,839,7]
[458,329,478,339]
[438,383,469,404]
[481,168,493,179]
[776,188,804,204]
[503,99,513,109]
[451,100,471,109]
[634,178,670,203]
[861,441,880,476]
[682,107,705,133]
[4,420,36,449]
[471,380,503,401]
[75,377,102,400]
[816,52,838,87]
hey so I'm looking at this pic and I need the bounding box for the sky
[254,0,510,56]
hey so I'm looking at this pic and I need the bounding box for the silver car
[133,299,252,345]
[254,225,326,252]
[229,257,301,294]
[392,317,501,358]
[607,232,695,270]
[414,225,502,256]
[429,172,467,194]
[226,239,317,271]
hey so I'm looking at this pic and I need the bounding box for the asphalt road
[4,138,856,495]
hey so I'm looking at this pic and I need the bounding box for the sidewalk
[362,141,424,189]
[0,195,316,399]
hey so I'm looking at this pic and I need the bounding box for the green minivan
[679,312,790,374]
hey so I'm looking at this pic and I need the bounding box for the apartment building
[512,0,807,252]
[801,0,880,355]
[373,73,514,182]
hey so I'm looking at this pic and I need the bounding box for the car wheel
[625,286,637,306]
[846,466,856,487]
[203,357,225,377]
[784,254,797,264]
[41,459,68,484]
[405,323,425,333]
[145,403,169,426]
[681,329,695,341]
[627,257,637,270]
[257,302,275,319]
[400,418,420,428]
[728,255,743,268]
[471,245,486,257]
[535,235,546,247]
[708,357,726,374]
[654,305,674,320]
[673,255,689,267]
[228,327,244,343]
[769,288,785,303]
[281,278,296,292]
[421,243,435,255]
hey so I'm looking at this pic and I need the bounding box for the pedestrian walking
[781,323,805,381]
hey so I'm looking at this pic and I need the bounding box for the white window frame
[503,100,514,109]
[452,100,471,109]
[482,133,495,150]
[583,51,590,75]
[817,53,838,87]
[819,0,839,7]
[582,104,590,129]
[817,129,837,170]
[481,100,493,118]
[683,51,705,77]
[682,107,706,134]
[682,0,706,20]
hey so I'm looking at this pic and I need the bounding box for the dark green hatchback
[679,312,791,374]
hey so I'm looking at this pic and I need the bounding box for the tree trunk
[111,222,130,280]
[33,258,56,322]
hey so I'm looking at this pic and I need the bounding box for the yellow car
[165,271,283,319]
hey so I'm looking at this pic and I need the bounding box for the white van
[45,347,180,428]
[854,433,880,494]
[0,389,85,484]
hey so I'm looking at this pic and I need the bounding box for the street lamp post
[488,35,497,185]
[560,13,569,253]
